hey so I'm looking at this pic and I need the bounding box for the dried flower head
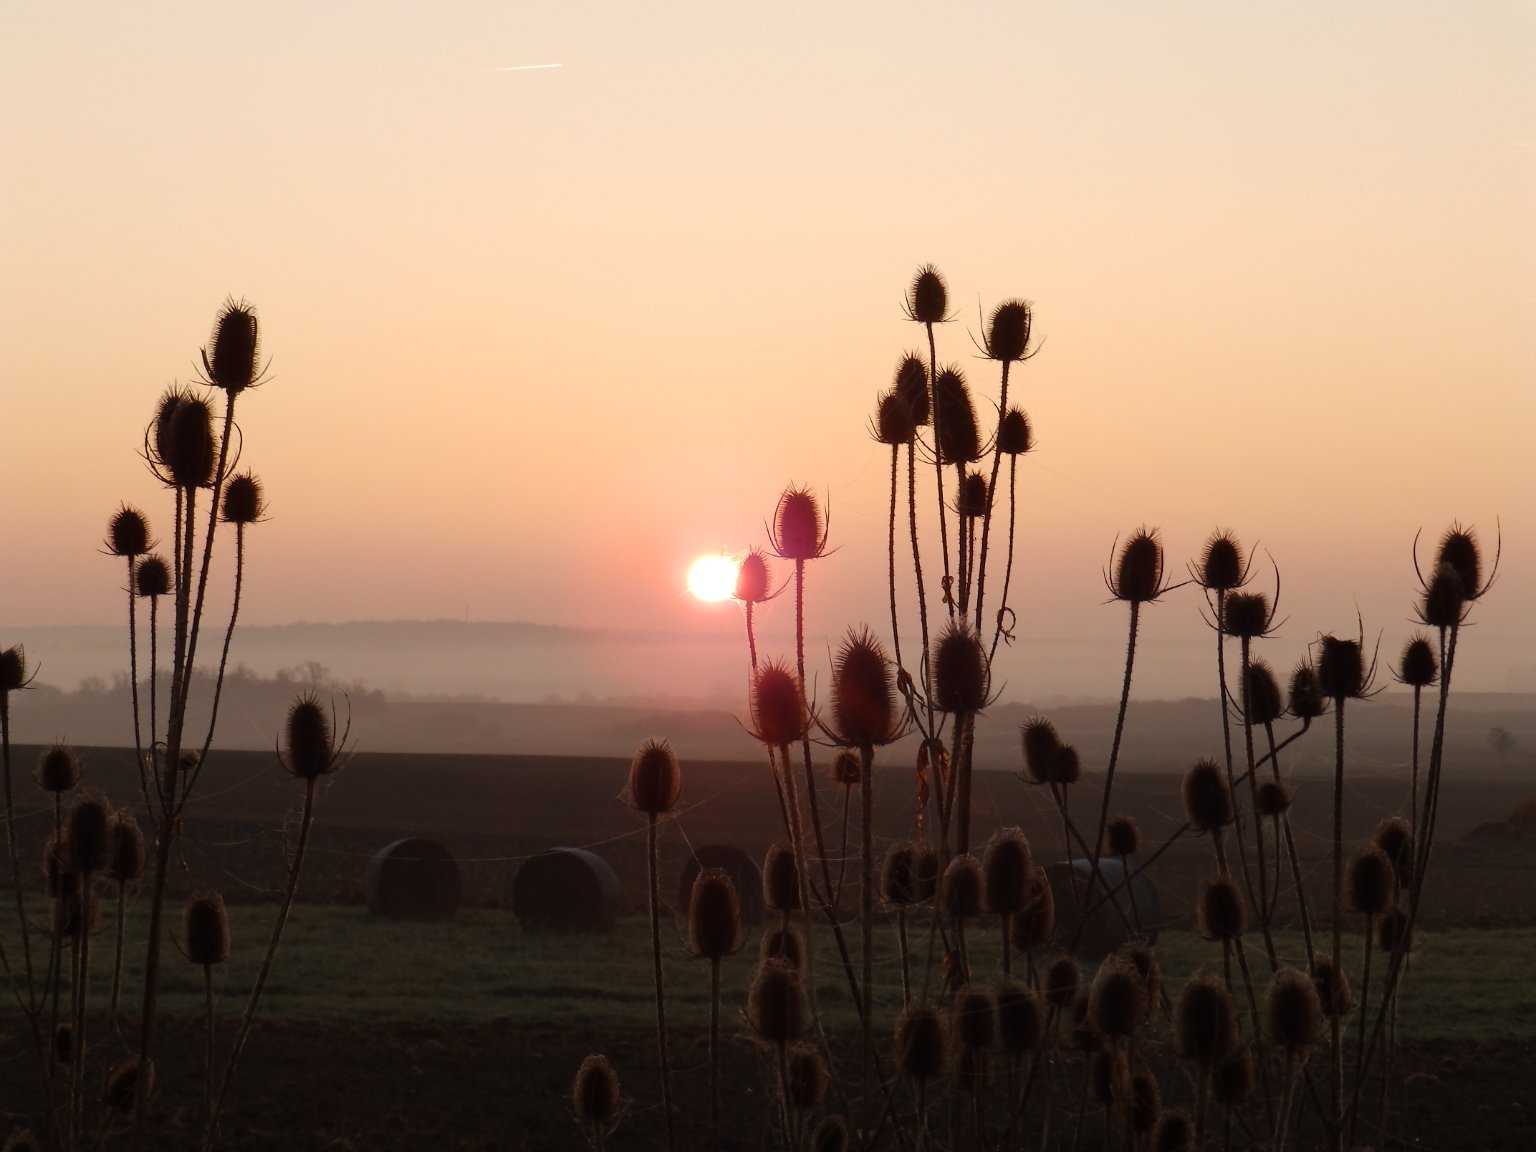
[895,1003,946,1081]
[759,924,805,968]
[912,843,942,903]
[1196,530,1246,592]
[1107,815,1140,857]
[1089,958,1144,1039]
[830,628,899,747]
[571,1053,620,1139]
[873,389,918,446]
[1377,906,1413,953]
[1010,866,1056,951]
[1244,659,1284,725]
[626,738,681,816]
[688,868,740,960]
[1152,1109,1195,1152]
[932,621,989,714]
[1197,875,1247,941]
[1130,1068,1162,1134]
[1256,780,1292,817]
[1373,817,1413,885]
[2,1128,42,1152]
[0,647,28,694]
[203,298,261,394]
[1020,716,1061,783]
[751,660,808,748]
[1435,523,1488,601]
[956,470,990,519]
[831,750,861,787]
[1311,953,1353,1019]
[67,792,112,874]
[893,353,931,425]
[1347,847,1394,915]
[221,470,265,525]
[1174,973,1238,1066]
[283,693,342,780]
[985,299,1033,362]
[953,987,998,1051]
[763,843,801,913]
[997,406,1033,455]
[734,548,773,604]
[1108,528,1168,604]
[1316,634,1367,700]
[880,843,918,906]
[1211,1044,1255,1105]
[1396,635,1438,688]
[906,264,948,324]
[1419,563,1468,629]
[154,389,217,490]
[183,891,230,967]
[134,555,171,598]
[34,744,81,794]
[105,505,151,558]
[940,855,984,920]
[108,813,145,882]
[931,367,981,465]
[1265,967,1323,1050]
[1182,759,1234,832]
[103,1058,152,1114]
[771,486,828,561]
[982,828,1032,915]
[1044,955,1080,1008]
[1287,661,1327,719]
[809,1115,849,1152]
[784,1043,828,1110]
[996,978,1044,1053]
[748,959,809,1046]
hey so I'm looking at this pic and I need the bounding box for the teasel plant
[687,867,741,1150]
[571,1054,622,1152]
[0,645,45,1064]
[182,891,230,1123]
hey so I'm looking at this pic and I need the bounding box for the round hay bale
[366,838,462,921]
[513,848,620,933]
[677,844,765,924]
[1044,858,1161,960]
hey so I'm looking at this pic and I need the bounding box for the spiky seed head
[1047,743,1082,785]
[35,744,81,793]
[1436,524,1482,599]
[874,389,918,446]
[932,621,988,714]
[1317,635,1366,700]
[734,548,772,604]
[626,738,681,816]
[997,406,1033,455]
[1197,874,1247,941]
[1244,659,1284,725]
[907,264,947,323]
[162,392,217,490]
[104,1058,152,1113]
[1223,592,1270,639]
[54,1025,73,1064]
[1256,780,1293,817]
[1373,817,1414,885]
[931,367,982,464]
[1199,531,1245,592]
[1130,1068,1162,1134]
[985,299,1032,361]
[1420,563,1467,629]
[939,855,983,920]
[1044,955,1080,1008]
[752,660,807,747]
[1089,1049,1129,1105]
[1397,635,1438,688]
[1174,973,1238,1066]
[3,1128,42,1152]
[571,1054,620,1135]
[893,353,931,425]
[831,628,898,747]
[773,486,826,561]
[748,959,808,1046]
[982,828,1032,915]
[895,1003,946,1082]
[1265,967,1323,1049]
[1311,954,1353,1019]
[108,813,145,882]
[67,792,111,874]
[1348,847,1394,915]
[809,1115,848,1152]
[134,555,171,598]
[1288,662,1327,719]
[688,868,739,960]
[763,843,802,913]
[953,987,998,1051]
[759,925,806,969]
[1121,944,1163,1019]
[913,844,942,902]
[784,1043,828,1110]
[1153,1109,1195,1152]
[1211,1045,1254,1105]
[183,891,230,967]
[1182,759,1234,832]
[1020,716,1061,782]
[284,693,337,780]
[956,470,990,519]
[206,298,260,394]
[1089,959,1143,1039]
[881,843,918,906]
[1107,815,1140,857]
[221,471,265,525]
[996,978,1043,1053]
[0,647,26,693]
[105,506,151,558]
[1377,906,1413,953]
[831,750,861,787]
[1010,866,1056,951]
[1112,528,1164,603]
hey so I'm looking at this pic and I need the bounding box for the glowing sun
[687,554,739,603]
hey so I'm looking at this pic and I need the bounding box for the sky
[2,1,1532,703]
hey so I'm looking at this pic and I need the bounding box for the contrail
[487,63,563,73]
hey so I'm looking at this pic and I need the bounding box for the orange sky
[1,2,1532,700]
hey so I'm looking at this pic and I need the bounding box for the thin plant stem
[647,813,676,1152]
[987,454,1020,664]
[924,328,953,618]
[859,742,876,1144]
[973,359,1011,632]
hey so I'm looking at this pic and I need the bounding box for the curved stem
[988,455,1020,664]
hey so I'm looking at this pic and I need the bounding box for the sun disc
[688,554,739,603]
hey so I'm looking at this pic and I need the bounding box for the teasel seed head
[134,555,171,598]
[1089,958,1144,1039]
[3,1128,42,1152]
[759,925,806,969]
[1436,523,1485,600]
[1317,634,1366,700]
[1110,528,1165,604]
[1377,905,1413,953]
[1223,591,1270,639]
[831,750,861,787]
[906,264,948,324]
[1256,780,1293,817]
[956,470,990,520]
[1197,531,1245,592]
[751,660,807,747]
[160,389,218,490]
[981,828,1032,915]
[1175,973,1238,1066]
[873,389,918,447]
[894,1002,946,1082]
[1197,874,1247,941]
[953,987,998,1052]
[1182,759,1234,832]
[809,1115,849,1152]
[1121,943,1163,1020]
[1130,1067,1162,1134]
[912,843,942,903]
[204,298,261,394]
[782,1043,828,1110]
[985,299,1033,362]
[932,367,982,464]
[997,406,1033,456]
[996,978,1044,1053]
[880,842,918,906]
[1044,955,1080,1008]
[1348,847,1394,915]
[221,470,265,525]
[688,867,740,960]
[183,891,230,967]
[1373,817,1414,885]
[1047,743,1082,785]
[1089,1048,1130,1106]
[571,1054,620,1137]
[893,353,931,425]
[105,505,151,558]
[1288,661,1327,719]
[734,548,772,604]
[1265,967,1323,1050]
[1244,659,1284,725]
[283,693,339,780]
[748,958,809,1046]
[932,621,989,714]
[626,738,681,816]
[0,647,27,693]
[939,854,983,920]
[831,627,899,748]
[34,743,81,793]
[1106,815,1139,857]
[763,842,802,913]
[1420,563,1467,629]
[1212,1044,1254,1105]
[1020,716,1061,783]
[1010,865,1056,951]
[67,792,112,874]
[104,1058,152,1113]
[1152,1109,1195,1152]
[1311,953,1353,1018]
[108,813,145,882]
[1397,634,1439,688]
[771,485,827,561]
